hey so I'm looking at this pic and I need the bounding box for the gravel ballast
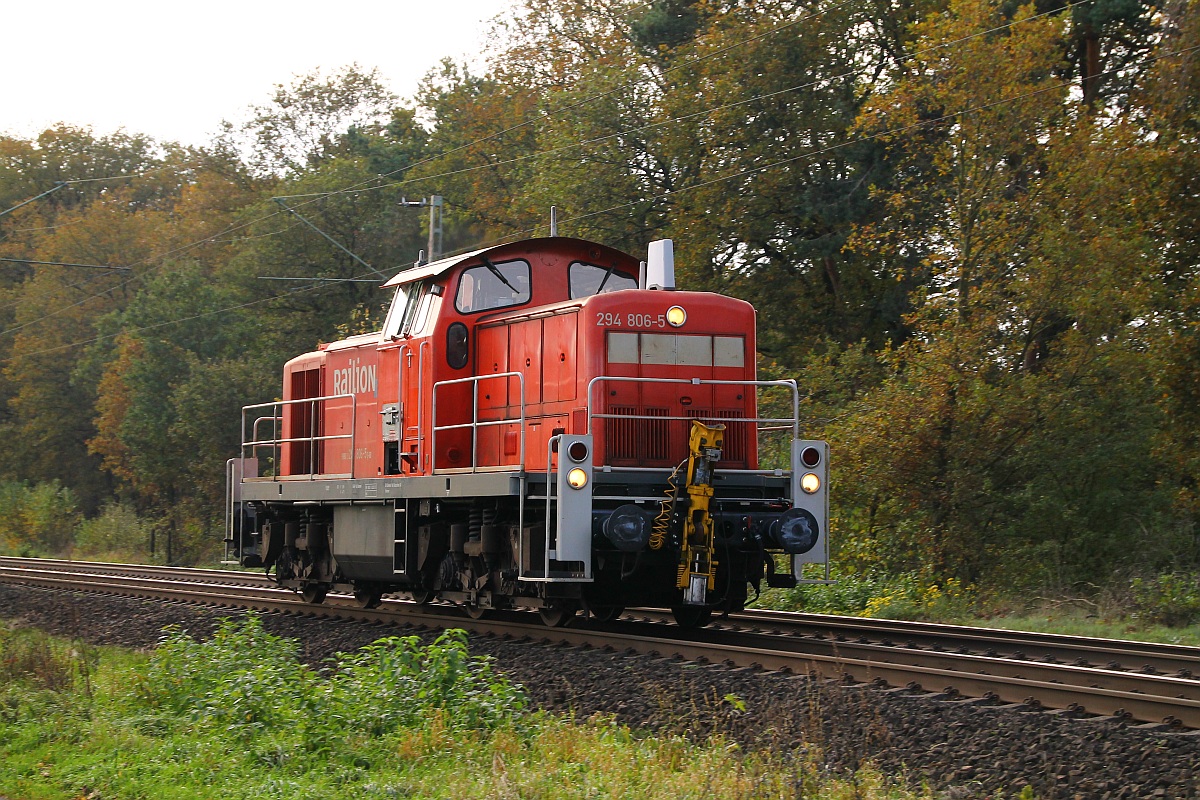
[2,583,1197,799]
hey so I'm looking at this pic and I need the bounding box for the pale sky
[2,0,515,147]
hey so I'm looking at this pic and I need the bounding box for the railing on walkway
[431,372,527,474]
[240,393,357,480]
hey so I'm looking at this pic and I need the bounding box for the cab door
[377,342,402,474]
[398,339,429,474]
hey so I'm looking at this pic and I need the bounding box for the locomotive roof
[381,237,634,289]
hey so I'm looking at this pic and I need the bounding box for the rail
[240,393,357,480]
[4,557,1200,729]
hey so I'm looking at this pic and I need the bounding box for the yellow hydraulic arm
[677,421,724,605]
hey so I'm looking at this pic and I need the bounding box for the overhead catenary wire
[0,158,250,330]
[0,0,1152,347]
[0,160,202,219]
[271,197,388,279]
[257,276,381,282]
[0,183,67,219]
[9,265,389,359]
[285,0,865,203]
[0,0,1098,338]
[0,206,294,340]
[7,40,1191,366]
[0,269,114,314]
[265,0,1105,224]
[443,41,1200,250]
[0,257,131,271]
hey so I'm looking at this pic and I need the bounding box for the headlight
[801,472,821,494]
[567,468,589,489]
[666,305,686,327]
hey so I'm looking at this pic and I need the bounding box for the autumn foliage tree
[0,2,1195,590]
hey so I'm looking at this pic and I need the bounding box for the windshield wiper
[481,255,520,293]
[595,266,616,293]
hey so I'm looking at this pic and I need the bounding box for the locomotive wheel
[464,605,489,620]
[671,605,713,629]
[301,585,328,604]
[586,604,625,623]
[538,605,578,628]
[354,590,383,609]
[410,590,435,605]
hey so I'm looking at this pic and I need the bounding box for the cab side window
[382,280,435,339]
[455,259,531,313]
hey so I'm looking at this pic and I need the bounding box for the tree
[833,0,1187,584]
[657,0,929,362]
[229,65,399,176]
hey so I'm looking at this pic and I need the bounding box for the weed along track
[2,557,1200,798]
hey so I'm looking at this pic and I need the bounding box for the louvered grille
[605,406,671,463]
[607,405,637,461]
[603,407,749,466]
[643,408,670,460]
[718,409,748,466]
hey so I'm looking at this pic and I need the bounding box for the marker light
[666,306,687,327]
[567,468,589,489]
[567,441,590,463]
[801,446,822,468]
[801,472,821,494]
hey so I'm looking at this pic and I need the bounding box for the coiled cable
[650,459,687,550]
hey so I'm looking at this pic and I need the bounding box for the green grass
[951,605,1200,646]
[0,616,936,800]
[757,570,1200,647]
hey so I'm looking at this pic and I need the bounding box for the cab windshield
[455,259,531,313]
[569,261,638,298]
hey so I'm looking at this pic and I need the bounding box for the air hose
[650,460,687,550]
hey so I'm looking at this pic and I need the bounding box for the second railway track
[2,556,1199,730]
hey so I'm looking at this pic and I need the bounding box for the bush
[1130,573,1200,627]
[74,502,155,560]
[774,570,978,621]
[136,614,312,734]
[777,571,891,615]
[328,628,527,734]
[135,615,526,745]
[0,626,98,728]
[0,627,81,692]
[0,480,80,556]
[861,575,977,621]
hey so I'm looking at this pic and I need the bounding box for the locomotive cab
[231,237,829,626]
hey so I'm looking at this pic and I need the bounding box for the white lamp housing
[646,239,675,290]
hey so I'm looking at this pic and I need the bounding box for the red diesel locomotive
[229,236,828,627]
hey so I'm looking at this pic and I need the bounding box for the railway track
[2,556,1199,730]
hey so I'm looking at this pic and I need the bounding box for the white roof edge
[380,246,490,288]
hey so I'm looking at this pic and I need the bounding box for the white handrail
[241,393,357,480]
[585,376,801,438]
[430,372,526,474]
